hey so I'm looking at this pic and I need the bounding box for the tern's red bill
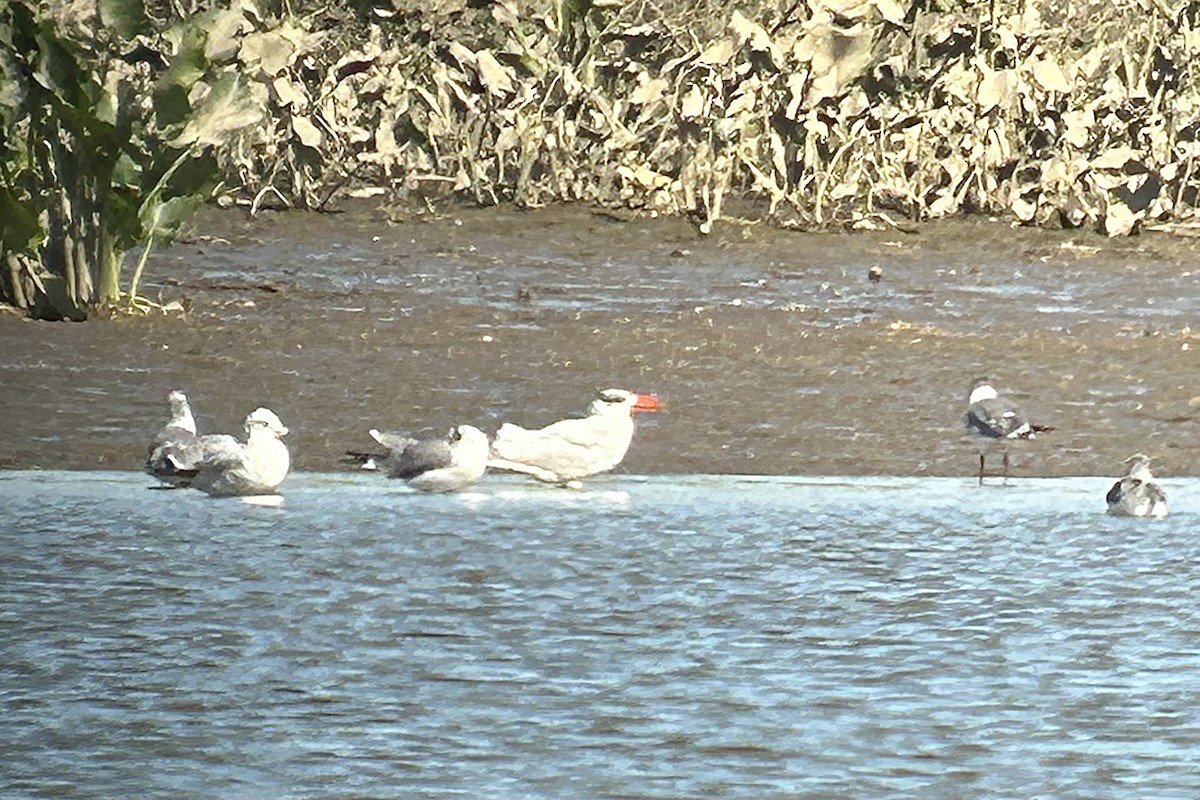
[633,393,662,412]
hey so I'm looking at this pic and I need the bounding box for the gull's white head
[245,407,288,437]
[967,379,998,405]
[167,389,196,433]
[1122,453,1155,480]
[448,424,489,475]
[452,424,489,448]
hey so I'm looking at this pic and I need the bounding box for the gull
[176,408,291,498]
[1106,453,1168,518]
[962,378,1053,484]
[488,388,661,488]
[145,389,202,488]
[367,424,490,493]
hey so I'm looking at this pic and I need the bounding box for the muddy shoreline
[3,203,1200,480]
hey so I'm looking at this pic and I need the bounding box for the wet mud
[3,202,1200,479]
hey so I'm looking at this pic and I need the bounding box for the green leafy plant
[0,0,268,319]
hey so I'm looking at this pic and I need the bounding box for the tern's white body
[488,389,660,485]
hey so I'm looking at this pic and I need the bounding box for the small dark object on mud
[868,265,883,283]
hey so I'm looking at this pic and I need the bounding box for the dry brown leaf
[1031,55,1072,94]
[874,0,908,25]
[680,84,707,120]
[374,118,400,158]
[928,188,959,217]
[1091,147,1139,170]
[292,115,322,148]
[1011,193,1037,222]
[1104,197,1138,236]
[729,10,783,67]
[629,75,669,105]
[784,73,808,120]
[698,38,737,66]
[1062,109,1093,148]
[976,64,1015,113]
[272,76,307,109]
[726,81,758,117]
[475,50,515,98]
[204,8,246,62]
[447,42,476,70]
[491,0,520,28]
[796,14,876,107]
[813,0,875,19]
[240,32,294,77]
[617,164,672,189]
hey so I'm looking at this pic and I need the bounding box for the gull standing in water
[175,408,291,498]
[145,389,202,488]
[363,424,490,493]
[1106,453,1168,518]
[488,388,661,488]
[962,378,1053,484]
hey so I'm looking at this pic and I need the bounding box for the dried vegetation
[6,0,1200,319]
[228,0,1200,236]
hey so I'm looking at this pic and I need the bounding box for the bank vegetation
[3,0,1199,318]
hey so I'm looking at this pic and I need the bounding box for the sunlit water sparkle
[3,471,1199,799]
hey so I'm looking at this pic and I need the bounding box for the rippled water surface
[4,471,1200,798]
[157,207,1200,329]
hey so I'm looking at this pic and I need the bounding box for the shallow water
[161,208,1200,330]
[5,208,1200,479]
[3,471,1199,798]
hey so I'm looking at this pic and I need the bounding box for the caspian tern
[488,388,661,487]
[166,407,291,497]
[145,389,202,488]
[962,379,1053,484]
[366,424,490,492]
[1106,453,1168,518]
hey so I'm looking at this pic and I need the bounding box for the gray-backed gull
[962,379,1052,484]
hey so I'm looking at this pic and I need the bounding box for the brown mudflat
[3,203,1200,479]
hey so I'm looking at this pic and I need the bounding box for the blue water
[3,471,1200,798]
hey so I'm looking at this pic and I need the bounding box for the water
[151,208,1200,331]
[3,471,1200,798]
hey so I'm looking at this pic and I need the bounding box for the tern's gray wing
[388,438,454,480]
[964,396,1030,439]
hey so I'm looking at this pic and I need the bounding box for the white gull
[962,378,1053,484]
[1106,453,1168,518]
[369,424,490,493]
[181,408,291,498]
[145,389,202,488]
